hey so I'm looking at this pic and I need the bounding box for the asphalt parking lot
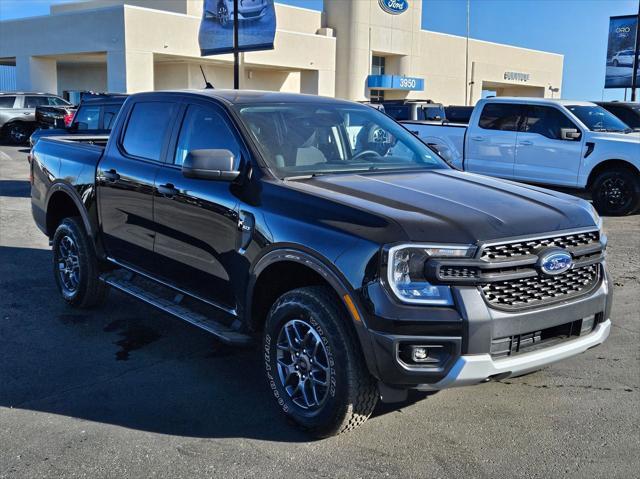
[0,143,638,479]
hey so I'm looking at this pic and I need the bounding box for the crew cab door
[465,103,524,179]
[96,100,179,269]
[513,105,583,187]
[151,100,242,310]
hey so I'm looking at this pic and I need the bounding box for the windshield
[236,102,448,178]
[566,105,632,133]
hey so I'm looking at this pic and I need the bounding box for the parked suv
[0,92,71,144]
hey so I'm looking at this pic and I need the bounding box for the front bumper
[362,264,613,389]
[417,319,610,390]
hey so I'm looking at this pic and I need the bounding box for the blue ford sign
[539,250,573,276]
[378,0,409,15]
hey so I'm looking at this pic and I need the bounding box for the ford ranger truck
[30,90,612,437]
[404,98,640,216]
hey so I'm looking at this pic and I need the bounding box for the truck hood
[588,131,640,143]
[292,169,598,244]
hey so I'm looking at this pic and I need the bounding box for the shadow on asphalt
[0,180,31,198]
[0,245,427,442]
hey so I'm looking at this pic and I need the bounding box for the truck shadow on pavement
[0,246,423,442]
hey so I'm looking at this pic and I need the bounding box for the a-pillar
[107,50,154,94]
[15,56,58,94]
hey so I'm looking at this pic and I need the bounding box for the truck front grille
[481,264,599,310]
[480,231,599,261]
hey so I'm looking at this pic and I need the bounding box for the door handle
[470,136,484,141]
[102,169,120,182]
[519,140,533,146]
[157,183,178,198]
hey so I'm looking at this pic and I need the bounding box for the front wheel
[52,217,109,308]
[591,168,640,216]
[263,286,378,437]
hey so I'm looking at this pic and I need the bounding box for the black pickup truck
[31,90,612,437]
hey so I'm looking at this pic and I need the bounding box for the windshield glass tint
[567,105,631,132]
[237,103,448,178]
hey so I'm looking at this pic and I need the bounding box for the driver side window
[174,104,240,166]
[523,106,578,140]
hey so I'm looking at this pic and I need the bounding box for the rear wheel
[4,122,31,145]
[52,217,109,308]
[591,168,640,216]
[263,286,378,437]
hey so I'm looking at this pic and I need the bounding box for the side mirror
[182,149,240,181]
[561,128,581,141]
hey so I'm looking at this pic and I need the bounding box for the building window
[372,55,386,76]
[370,89,385,103]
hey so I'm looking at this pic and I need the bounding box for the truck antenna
[200,65,214,89]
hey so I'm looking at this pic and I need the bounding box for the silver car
[0,92,71,144]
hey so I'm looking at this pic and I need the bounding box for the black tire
[52,217,109,308]
[263,286,378,437]
[4,122,31,145]
[591,168,640,216]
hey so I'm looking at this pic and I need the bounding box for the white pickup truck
[403,98,640,215]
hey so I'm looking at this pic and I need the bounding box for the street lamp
[548,85,559,98]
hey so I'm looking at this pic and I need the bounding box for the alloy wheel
[276,319,331,411]
[57,235,81,294]
[600,176,632,211]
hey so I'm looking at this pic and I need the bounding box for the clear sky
[0,0,638,101]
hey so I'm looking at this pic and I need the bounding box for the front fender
[246,246,381,379]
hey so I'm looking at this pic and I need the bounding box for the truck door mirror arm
[182,149,240,181]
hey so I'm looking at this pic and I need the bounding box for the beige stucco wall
[57,62,108,94]
[0,0,562,103]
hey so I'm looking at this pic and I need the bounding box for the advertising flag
[199,0,277,56]
[604,15,639,88]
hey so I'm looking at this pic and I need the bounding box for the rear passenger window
[122,102,177,161]
[478,104,524,131]
[25,96,50,108]
[174,104,240,166]
[0,96,16,108]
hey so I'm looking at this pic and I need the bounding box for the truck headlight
[386,244,475,305]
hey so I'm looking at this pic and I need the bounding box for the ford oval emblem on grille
[538,250,573,276]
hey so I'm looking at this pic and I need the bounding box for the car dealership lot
[0,143,638,478]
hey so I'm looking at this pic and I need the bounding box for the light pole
[464,0,470,106]
[548,85,559,98]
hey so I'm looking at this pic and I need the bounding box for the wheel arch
[45,184,95,239]
[587,159,640,190]
[246,247,379,377]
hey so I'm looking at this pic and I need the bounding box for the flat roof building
[0,0,563,105]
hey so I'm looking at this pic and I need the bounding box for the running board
[100,272,253,346]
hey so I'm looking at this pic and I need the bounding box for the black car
[595,101,640,131]
[30,94,127,147]
[30,90,612,437]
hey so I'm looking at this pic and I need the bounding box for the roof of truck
[482,97,596,107]
[144,89,362,106]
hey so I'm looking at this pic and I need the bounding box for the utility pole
[464,0,470,105]
[233,0,239,89]
[631,0,640,101]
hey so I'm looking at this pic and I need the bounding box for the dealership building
[0,0,564,105]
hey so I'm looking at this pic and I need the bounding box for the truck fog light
[580,315,595,335]
[412,347,429,362]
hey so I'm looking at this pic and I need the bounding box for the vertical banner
[605,15,639,88]
[199,0,277,56]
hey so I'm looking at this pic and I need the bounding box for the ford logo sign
[379,0,409,15]
[538,250,573,276]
